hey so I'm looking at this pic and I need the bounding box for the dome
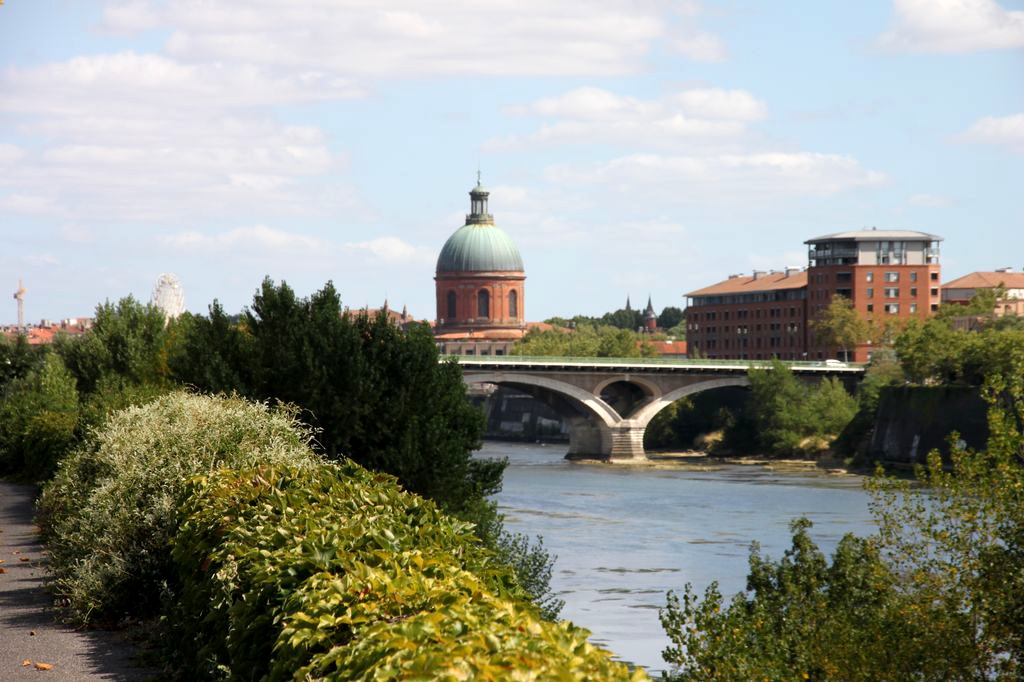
[436,223,524,273]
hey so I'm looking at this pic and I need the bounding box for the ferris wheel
[151,273,185,320]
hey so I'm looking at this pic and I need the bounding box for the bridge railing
[443,354,866,370]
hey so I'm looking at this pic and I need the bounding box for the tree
[813,295,870,362]
[0,353,79,479]
[661,349,1024,679]
[55,296,172,395]
[657,306,685,330]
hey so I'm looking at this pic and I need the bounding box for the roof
[805,229,942,243]
[686,270,807,297]
[436,223,524,273]
[433,328,527,341]
[648,340,687,355]
[942,271,1024,290]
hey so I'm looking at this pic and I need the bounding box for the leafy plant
[38,392,319,623]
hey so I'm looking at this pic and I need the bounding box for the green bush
[0,353,79,479]
[38,392,320,623]
[170,464,645,681]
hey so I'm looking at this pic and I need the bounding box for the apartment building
[685,229,942,362]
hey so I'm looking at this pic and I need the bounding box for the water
[477,442,877,675]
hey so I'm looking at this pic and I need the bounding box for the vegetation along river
[476,442,877,675]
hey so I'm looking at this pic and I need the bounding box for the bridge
[451,356,865,460]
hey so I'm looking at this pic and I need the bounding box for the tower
[12,278,25,329]
[644,296,657,333]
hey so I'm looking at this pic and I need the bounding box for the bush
[0,353,79,480]
[38,392,320,623]
[170,463,644,681]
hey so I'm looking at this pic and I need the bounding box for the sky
[0,0,1022,325]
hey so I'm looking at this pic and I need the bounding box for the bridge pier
[565,417,646,460]
[607,420,646,460]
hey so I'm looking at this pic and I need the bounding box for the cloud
[961,113,1024,153]
[878,0,1024,53]
[161,225,324,252]
[545,152,885,197]
[0,52,351,222]
[488,86,765,149]
[671,32,728,62]
[101,0,713,77]
[0,194,65,216]
[343,237,431,264]
[908,193,953,208]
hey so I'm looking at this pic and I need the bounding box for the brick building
[434,178,527,356]
[685,229,943,362]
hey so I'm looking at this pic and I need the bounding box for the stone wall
[869,385,988,464]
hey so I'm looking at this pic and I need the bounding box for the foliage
[0,332,44,392]
[0,353,79,480]
[38,392,319,623]
[513,322,657,358]
[55,296,173,395]
[657,306,685,330]
[746,361,857,456]
[172,278,498,517]
[168,301,254,394]
[866,359,1024,678]
[813,294,870,361]
[644,388,751,452]
[895,317,1024,385]
[660,519,968,681]
[170,463,643,681]
[833,348,905,459]
[662,350,1024,680]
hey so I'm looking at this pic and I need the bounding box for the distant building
[942,268,1024,317]
[434,178,527,356]
[643,296,658,333]
[685,268,808,360]
[344,303,420,329]
[151,273,185,321]
[685,228,943,362]
[1,317,93,345]
[647,339,687,359]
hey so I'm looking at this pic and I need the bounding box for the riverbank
[565,449,858,477]
[0,480,154,681]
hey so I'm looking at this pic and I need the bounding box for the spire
[645,295,656,317]
[467,173,493,225]
[625,295,632,312]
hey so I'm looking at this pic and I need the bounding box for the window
[446,291,457,320]
[885,303,900,314]
[866,304,874,313]
[477,289,490,318]
[931,303,939,312]
[509,290,518,318]
[910,272,918,282]
[866,287,874,299]
[865,272,874,283]
[910,287,918,297]
[884,287,899,298]
[931,272,939,281]
[909,303,917,314]
[930,287,939,297]
[885,272,899,282]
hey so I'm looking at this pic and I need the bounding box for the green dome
[436,224,524,273]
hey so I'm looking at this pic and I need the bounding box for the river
[476,442,878,675]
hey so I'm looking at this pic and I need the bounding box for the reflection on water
[478,442,876,675]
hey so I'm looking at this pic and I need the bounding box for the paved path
[0,480,155,680]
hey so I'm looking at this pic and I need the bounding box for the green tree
[813,294,870,362]
[169,302,255,394]
[0,353,79,479]
[56,296,172,395]
[0,333,43,391]
[660,519,970,681]
[657,306,685,330]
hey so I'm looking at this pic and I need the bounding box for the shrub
[170,463,645,681]
[38,392,319,623]
[0,353,79,480]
